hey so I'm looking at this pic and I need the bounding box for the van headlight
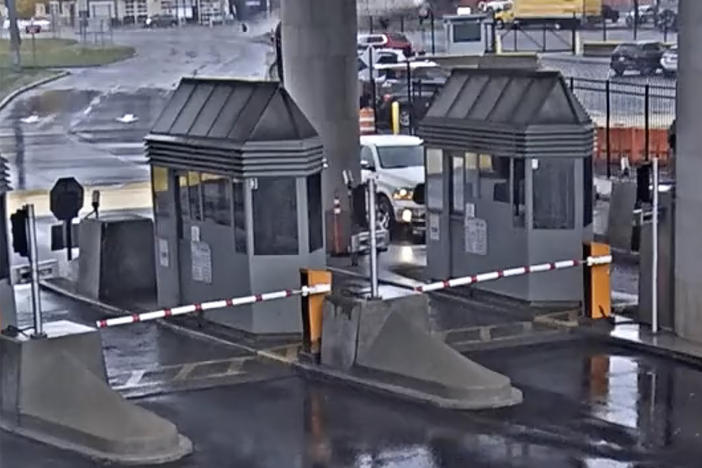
[392,187,414,200]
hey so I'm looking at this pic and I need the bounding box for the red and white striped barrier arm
[96,284,331,329]
[414,255,612,293]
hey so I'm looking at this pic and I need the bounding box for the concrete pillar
[281,0,360,218]
[674,0,702,341]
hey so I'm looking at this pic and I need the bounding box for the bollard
[300,269,332,360]
[331,196,343,255]
[368,177,379,299]
[391,101,400,135]
[584,242,611,319]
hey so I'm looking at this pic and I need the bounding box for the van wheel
[377,195,394,231]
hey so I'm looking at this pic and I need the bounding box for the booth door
[175,171,248,306]
[425,148,453,280]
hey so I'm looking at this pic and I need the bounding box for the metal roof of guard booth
[146,78,324,177]
[418,68,593,157]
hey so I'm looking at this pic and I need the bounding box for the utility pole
[5,0,21,70]
[633,0,639,40]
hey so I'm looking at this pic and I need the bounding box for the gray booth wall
[152,167,325,334]
[426,148,589,304]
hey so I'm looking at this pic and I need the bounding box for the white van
[360,134,425,235]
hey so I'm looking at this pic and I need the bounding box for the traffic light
[10,207,29,258]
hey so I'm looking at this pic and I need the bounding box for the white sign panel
[465,218,487,255]
[191,225,200,243]
[465,203,475,219]
[429,213,440,241]
[191,241,212,284]
[158,238,169,268]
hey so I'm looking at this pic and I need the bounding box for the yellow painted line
[8,181,154,217]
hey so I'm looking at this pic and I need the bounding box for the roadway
[4,287,702,468]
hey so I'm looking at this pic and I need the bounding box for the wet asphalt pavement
[0,23,273,191]
[4,336,702,467]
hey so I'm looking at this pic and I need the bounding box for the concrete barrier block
[357,310,522,409]
[608,181,636,250]
[321,294,430,371]
[356,294,429,361]
[321,295,361,370]
[0,321,191,464]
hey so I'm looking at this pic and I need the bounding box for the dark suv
[610,41,665,76]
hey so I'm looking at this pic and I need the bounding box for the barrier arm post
[585,243,612,320]
[300,269,333,361]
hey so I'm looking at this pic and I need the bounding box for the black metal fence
[568,76,676,177]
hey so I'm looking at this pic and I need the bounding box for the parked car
[661,45,678,77]
[3,18,51,33]
[358,33,389,49]
[601,5,620,23]
[358,32,413,57]
[145,14,178,28]
[625,5,656,27]
[360,135,425,235]
[610,41,665,76]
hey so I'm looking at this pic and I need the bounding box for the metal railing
[567,76,676,177]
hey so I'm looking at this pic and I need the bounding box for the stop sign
[50,178,84,221]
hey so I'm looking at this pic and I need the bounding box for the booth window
[479,154,510,203]
[464,152,479,201]
[451,154,464,213]
[453,22,481,43]
[178,173,190,220]
[202,174,232,226]
[233,181,247,253]
[253,177,299,255]
[513,159,526,227]
[152,166,170,219]
[426,148,443,210]
[187,171,202,221]
[533,158,575,230]
[307,174,323,252]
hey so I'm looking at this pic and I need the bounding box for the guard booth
[145,78,326,334]
[442,14,488,56]
[418,68,594,304]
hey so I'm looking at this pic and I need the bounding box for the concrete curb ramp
[321,294,522,410]
[0,322,192,464]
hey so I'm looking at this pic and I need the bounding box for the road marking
[172,363,197,381]
[124,370,145,387]
[109,356,257,392]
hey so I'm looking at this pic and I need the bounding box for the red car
[384,33,413,57]
[358,32,413,57]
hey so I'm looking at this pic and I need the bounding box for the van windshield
[377,145,424,168]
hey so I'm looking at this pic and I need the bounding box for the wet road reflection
[3,333,700,466]
[0,88,167,190]
[138,338,702,468]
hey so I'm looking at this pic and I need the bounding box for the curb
[0,70,69,113]
[540,54,610,65]
[576,323,702,370]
